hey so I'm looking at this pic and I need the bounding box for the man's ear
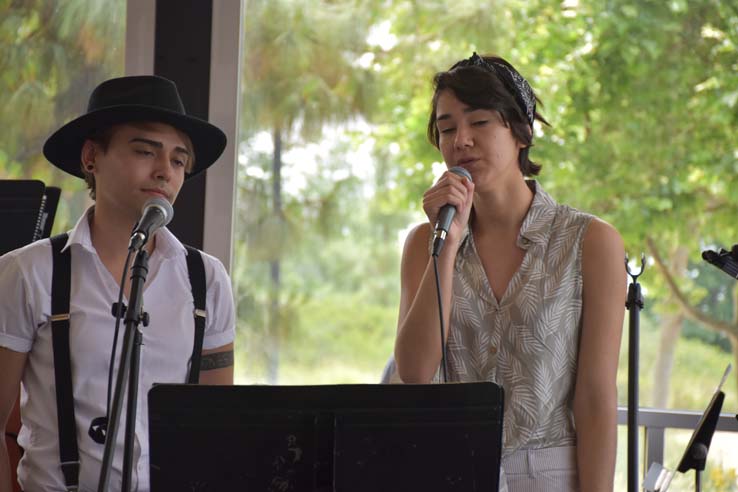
[80,140,98,171]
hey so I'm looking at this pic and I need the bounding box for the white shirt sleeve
[0,243,49,353]
[200,252,236,350]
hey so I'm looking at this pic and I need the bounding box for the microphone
[128,197,174,251]
[702,247,738,279]
[432,166,473,257]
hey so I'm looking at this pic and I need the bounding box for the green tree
[0,0,125,230]
[533,0,738,398]
[371,0,738,402]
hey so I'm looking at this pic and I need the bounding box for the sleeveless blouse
[443,181,593,457]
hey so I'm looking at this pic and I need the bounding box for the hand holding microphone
[424,166,474,257]
[128,197,174,251]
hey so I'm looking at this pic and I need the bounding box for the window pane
[233,0,738,421]
[230,0,738,482]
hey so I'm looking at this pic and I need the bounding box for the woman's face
[434,89,524,188]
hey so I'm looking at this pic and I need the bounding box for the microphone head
[702,250,717,263]
[448,166,472,182]
[142,196,174,227]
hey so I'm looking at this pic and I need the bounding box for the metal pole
[626,255,645,492]
[98,249,149,492]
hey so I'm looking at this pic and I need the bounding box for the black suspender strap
[184,245,207,384]
[48,237,207,488]
[49,233,80,491]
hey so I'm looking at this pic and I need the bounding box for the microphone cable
[432,254,449,383]
[429,166,471,384]
[89,197,171,443]
[88,249,133,444]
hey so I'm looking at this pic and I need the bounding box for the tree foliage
[232,0,738,393]
[0,0,125,230]
[2,0,738,402]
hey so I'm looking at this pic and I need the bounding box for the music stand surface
[148,383,504,492]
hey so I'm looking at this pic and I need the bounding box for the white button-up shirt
[0,209,235,491]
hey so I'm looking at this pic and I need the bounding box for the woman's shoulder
[531,182,594,230]
[399,222,432,262]
[552,201,596,226]
[403,222,433,251]
[553,204,622,245]
[583,217,623,252]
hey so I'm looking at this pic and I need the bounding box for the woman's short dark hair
[426,55,549,177]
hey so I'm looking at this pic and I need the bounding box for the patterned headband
[463,52,536,127]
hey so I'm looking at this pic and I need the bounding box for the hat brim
[43,105,227,180]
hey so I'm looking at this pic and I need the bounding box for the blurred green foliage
[0,0,125,229]
[235,0,738,400]
[2,0,738,486]
[2,0,738,420]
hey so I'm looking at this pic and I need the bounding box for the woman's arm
[574,218,626,492]
[394,223,455,383]
[394,172,474,383]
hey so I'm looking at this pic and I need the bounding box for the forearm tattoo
[200,350,234,371]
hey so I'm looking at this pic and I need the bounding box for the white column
[125,0,156,75]
[203,0,243,272]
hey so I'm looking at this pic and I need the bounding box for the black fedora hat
[43,75,227,179]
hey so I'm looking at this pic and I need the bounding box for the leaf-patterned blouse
[443,180,593,457]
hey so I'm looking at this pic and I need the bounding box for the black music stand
[643,365,732,492]
[0,179,61,255]
[39,186,61,238]
[149,383,504,492]
[675,364,731,492]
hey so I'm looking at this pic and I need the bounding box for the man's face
[87,122,192,222]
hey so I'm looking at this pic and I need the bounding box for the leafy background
[1,0,737,489]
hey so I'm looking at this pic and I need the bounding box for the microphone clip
[128,231,147,251]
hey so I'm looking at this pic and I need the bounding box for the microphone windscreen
[702,250,719,264]
[142,197,174,227]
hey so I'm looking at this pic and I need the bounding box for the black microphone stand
[97,248,150,492]
[625,254,645,492]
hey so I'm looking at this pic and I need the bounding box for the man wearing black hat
[0,76,236,491]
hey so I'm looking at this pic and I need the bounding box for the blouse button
[489,346,498,355]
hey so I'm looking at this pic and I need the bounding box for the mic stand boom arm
[97,249,150,492]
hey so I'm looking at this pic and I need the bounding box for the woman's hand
[422,170,474,246]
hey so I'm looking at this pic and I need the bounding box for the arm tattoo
[200,350,234,371]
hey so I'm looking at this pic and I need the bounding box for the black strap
[184,245,206,384]
[49,238,207,488]
[50,233,79,490]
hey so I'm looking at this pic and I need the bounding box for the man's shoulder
[182,246,229,280]
[0,238,54,329]
[0,237,54,270]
